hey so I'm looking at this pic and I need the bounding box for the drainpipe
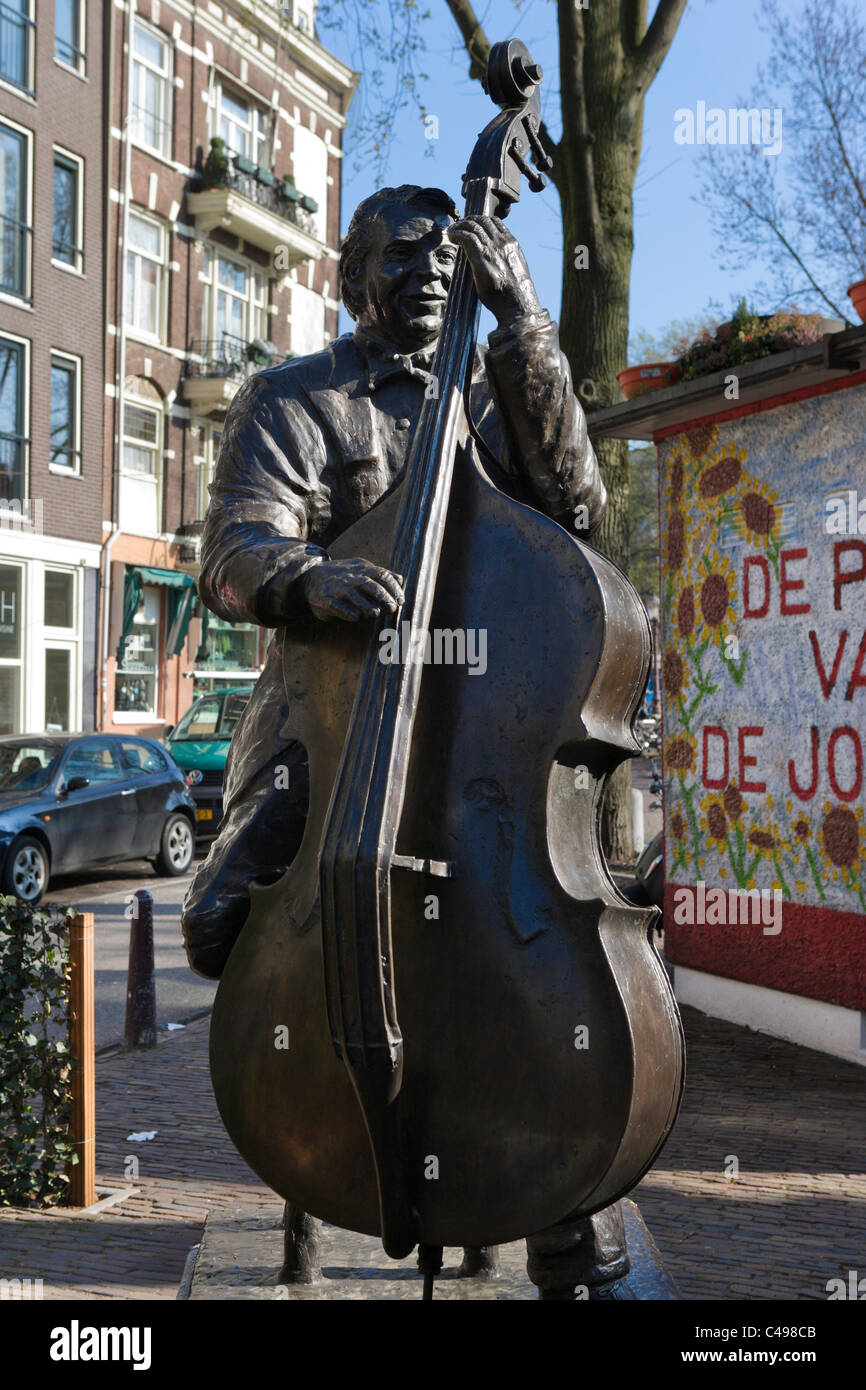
[100,0,136,723]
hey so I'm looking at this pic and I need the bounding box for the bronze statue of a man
[183,184,630,1298]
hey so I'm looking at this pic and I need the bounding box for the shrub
[0,898,77,1207]
[676,298,825,382]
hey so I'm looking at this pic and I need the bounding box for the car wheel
[154,814,195,876]
[3,835,49,904]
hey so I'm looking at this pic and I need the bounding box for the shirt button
[395,418,411,430]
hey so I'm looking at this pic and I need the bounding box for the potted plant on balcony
[675,299,826,382]
[256,166,276,187]
[617,360,680,399]
[847,277,866,324]
[201,136,229,190]
[233,152,258,177]
[299,194,319,214]
[278,173,302,203]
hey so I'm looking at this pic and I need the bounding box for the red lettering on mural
[743,555,771,618]
[737,726,765,793]
[702,726,729,790]
[827,727,863,802]
[787,725,818,801]
[845,629,866,701]
[809,629,848,699]
[779,548,810,615]
[833,540,866,611]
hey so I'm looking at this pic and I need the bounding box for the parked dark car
[0,733,197,904]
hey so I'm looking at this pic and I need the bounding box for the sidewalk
[0,1004,863,1300]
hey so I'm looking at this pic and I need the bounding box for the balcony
[187,149,322,268]
[0,432,27,504]
[0,213,31,301]
[182,333,283,414]
[0,0,34,95]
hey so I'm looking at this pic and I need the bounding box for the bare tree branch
[631,0,688,90]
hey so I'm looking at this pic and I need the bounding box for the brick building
[0,0,105,733]
[101,0,356,735]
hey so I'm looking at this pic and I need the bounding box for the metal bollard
[125,888,156,1048]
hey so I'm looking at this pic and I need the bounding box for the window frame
[0,116,33,304]
[48,351,82,476]
[0,560,24,734]
[114,581,161,719]
[130,18,173,161]
[54,0,86,77]
[119,397,164,536]
[201,245,266,353]
[214,82,269,164]
[125,208,167,343]
[51,148,84,274]
[0,330,30,507]
[0,0,36,97]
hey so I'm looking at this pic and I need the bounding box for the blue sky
[325,0,812,351]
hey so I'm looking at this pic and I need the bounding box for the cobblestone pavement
[0,1004,863,1300]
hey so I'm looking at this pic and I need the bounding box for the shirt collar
[353,326,438,393]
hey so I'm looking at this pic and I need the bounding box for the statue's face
[355,205,458,353]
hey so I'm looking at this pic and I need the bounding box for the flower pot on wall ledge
[847,278,866,324]
[617,361,681,400]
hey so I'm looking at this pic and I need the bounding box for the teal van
[165,686,252,839]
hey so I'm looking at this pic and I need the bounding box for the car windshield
[170,692,250,741]
[0,741,64,791]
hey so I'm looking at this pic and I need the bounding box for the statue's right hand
[299,558,405,623]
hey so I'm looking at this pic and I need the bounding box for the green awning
[137,565,195,590]
[116,565,196,665]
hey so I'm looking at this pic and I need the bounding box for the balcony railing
[0,0,34,94]
[0,214,31,299]
[198,154,318,236]
[0,432,28,503]
[185,334,250,380]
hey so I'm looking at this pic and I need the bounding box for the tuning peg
[509,140,547,193]
[522,114,554,173]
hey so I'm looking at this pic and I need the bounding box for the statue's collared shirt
[198,314,606,809]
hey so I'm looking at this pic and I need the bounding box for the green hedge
[0,898,77,1207]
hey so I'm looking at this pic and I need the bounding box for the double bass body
[210,439,684,1249]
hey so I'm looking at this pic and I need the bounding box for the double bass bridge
[391,854,454,879]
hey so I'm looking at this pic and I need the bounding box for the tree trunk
[445,0,687,861]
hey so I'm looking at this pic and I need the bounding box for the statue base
[180,1197,677,1300]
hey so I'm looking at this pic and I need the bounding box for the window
[196,423,221,521]
[130,20,172,158]
[294,4,313,34]
[1,0,34,92]
[216,86,269,164]
[292,125,327,241]
[120,401,162,534]
[55,0,85,74]
[44,569,75,629]
[52,152,83,272]
[201,247,266,352]
[50,353,81,473]
[115,583,160,716]
[63,739,123,784]
[0,337,26,503]
[0,563,22,733]
[195,615,260,674]
[291,283,325,357]
[120,739,167,774]
[0,120,31,300]
[126,210,166,340]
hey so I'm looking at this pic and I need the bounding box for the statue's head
[340,185,460,354]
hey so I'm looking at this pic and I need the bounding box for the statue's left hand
[449,216,542,328]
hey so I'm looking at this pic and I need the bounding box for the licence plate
[196,808,214,821]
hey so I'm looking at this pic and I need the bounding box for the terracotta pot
[617,361,680,401]
[846,278,866,324]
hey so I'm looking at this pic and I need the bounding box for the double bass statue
[184,40,684,1299]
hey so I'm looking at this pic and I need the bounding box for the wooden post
[69,912,96,1208]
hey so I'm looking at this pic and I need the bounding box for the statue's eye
[436,248,457,264]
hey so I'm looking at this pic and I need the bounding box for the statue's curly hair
[339,185,459,321]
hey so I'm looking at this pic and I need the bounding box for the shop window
[115,583,160,716]
[0,563,22,733]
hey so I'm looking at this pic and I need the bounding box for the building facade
[101,0,356,736]
[0,0,104,734]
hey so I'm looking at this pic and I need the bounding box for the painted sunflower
[695,552,737,647]
[817,803,866,883]
[699,792,730,850]
[694,444,748,509]
[661,647,691,702]
[665,731,698,776]
[735,477,781,547]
